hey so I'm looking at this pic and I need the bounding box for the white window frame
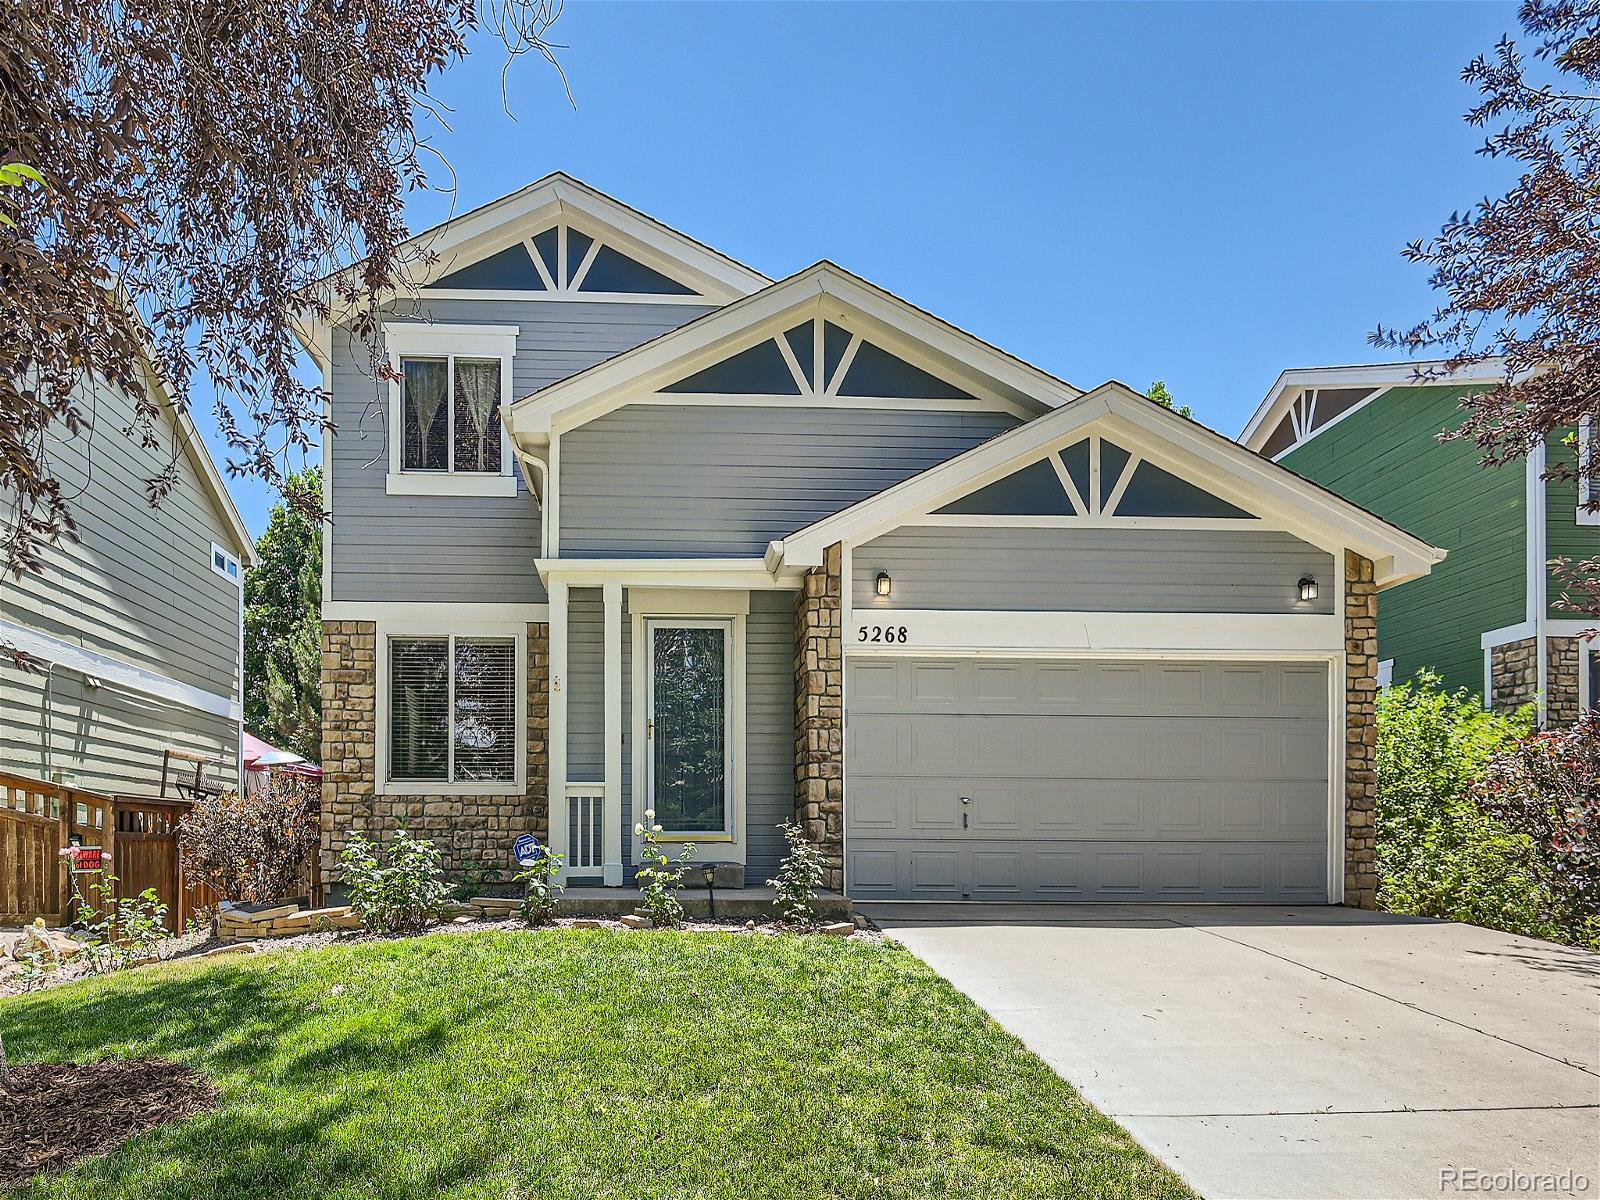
[375,619,528,796]
[1578,419,1600,526]
[384,322,519,497]
[210,542,242,585]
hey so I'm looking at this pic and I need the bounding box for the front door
[645,619,732,836]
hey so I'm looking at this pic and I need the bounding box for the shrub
[63,868,170,974]
[1470,714,1600,947]
[634,809,694,928]
[179,772,319,904]
[1375,672,1553,938]
[340,827,450,933]
[767,820,825,925]
[515,845,564,926]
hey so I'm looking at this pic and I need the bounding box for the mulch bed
[0,1058,218,1187]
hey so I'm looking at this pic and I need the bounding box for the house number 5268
[858,625,909,644]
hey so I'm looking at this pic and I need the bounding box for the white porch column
[602,581,624,885]
[548,578,569,874]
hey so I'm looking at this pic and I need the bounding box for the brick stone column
[320,620,377,884]
[1344,551,1379,909]
[1546,636,1580,726]
[794,543,844,891]
[1490,637,1538,712]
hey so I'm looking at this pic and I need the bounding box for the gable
[931,435,1256,521]
[429,218,707,300]
[658,319,985,403]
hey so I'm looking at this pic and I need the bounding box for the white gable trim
[1240,359,1506,452]
[506,263,1083,442]
[771,382,1446,588]
[307,174,767,330]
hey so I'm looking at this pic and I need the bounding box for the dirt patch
[0,1058,218,1187]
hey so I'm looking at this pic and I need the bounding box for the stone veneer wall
[1490,637,1538,712]
[1546,636,1580,726]
[794,543,844,891]
[320,620,550,885]
[1344,551,1379,910]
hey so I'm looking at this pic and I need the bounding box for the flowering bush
[62,865,169,974]
[515,845,564,926]
[1375,673,1550,937]
[634,810,694,928]
[767,820,825,925]
[340,827,450,933]
[1469,713,1600,947]
[179,772,319,904]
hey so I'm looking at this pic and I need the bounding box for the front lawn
[0,930,1193,1199]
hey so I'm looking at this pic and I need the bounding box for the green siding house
[1241,364,1597,724]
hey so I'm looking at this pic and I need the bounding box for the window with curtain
[389,636,517,784]
[400,355,502,473]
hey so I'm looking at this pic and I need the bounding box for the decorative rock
[619,914,652,929]
[452,915,474,925]
[744,919,756,930]
[566,918,603,929]
[234,903,299,924]
[204,941,259,956]
[819,922,855,936]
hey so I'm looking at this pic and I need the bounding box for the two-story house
[1,354,256,795]
[300,174,1442,907]
[1241,363,1599,725]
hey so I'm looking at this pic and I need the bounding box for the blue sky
[207,0,1520,536]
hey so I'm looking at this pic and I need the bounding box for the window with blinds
[388,636,518,785]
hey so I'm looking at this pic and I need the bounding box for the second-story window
[402,355,503,474]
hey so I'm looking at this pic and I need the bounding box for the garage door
[845,657,1330,902]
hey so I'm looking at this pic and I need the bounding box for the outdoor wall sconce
[875,570,892,597]
[1298,576,1319,603]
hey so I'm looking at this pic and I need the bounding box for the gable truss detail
[428,221,705,301]
[923,434,1258,526]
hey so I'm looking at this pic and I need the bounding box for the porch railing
[564,782,606,875]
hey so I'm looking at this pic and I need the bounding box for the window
[387,635,519,786]
[210,543,241,585]
[1579,419,1600,526]
[401,355,503,474]
[384,322,517,497]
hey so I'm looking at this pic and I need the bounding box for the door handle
[960,796,970,830]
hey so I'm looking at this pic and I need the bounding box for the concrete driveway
[860,904,1600,1200]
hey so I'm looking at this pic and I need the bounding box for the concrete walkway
[860,904,1600,1200]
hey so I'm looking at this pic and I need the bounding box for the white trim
[535,558,802,590]
[1,619,240,721]
[1240,359,1507,450]
[209,542,243,586]
[630,588,749,865]
[1377,658,1394,689]
[772,384,1445,588]
[1528,444,1549,725]
[321,601,550,623]
[383,322,518,487]
[841,610,1344,656]
[373,622,527,796]
[507,262,1080,442]
[548,580,569,874]
[1481,620,1536,650]
[621,391,1034,418]
[1266,386,1395,463]
[384,473,518,498]
[602,582,624,886]
[317,322,335,605]
[905,514,1263,531]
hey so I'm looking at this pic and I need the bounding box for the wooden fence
[1,773,316,932]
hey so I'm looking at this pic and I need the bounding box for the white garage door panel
[846,658,1330,903]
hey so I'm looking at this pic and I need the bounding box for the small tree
[1470,714,1600,947]
[633,810,694,928]
[767,821,826,926]
[179,773,320,904]
[515,846,564,926]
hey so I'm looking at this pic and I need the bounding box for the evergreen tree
[245,468,322,761]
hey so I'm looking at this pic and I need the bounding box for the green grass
[1,930,1194,1199]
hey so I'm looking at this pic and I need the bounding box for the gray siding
[0,376,243,792]
[852,526,1336,615]
[329,298,713,601]
[745,589,795,882]
[560,405,1019,557]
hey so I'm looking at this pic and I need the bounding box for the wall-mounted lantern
[875,570,892,598]
[1298,576,1319,603]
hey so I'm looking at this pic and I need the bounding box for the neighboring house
[1240,363,1599,725]
[299,174,1441,907]
[0,358,256,795]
